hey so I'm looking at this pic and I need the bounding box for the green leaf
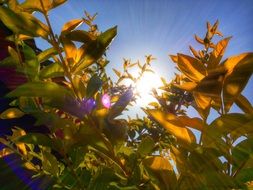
[0,56,17,67]
[0,108,24,119]
[72,75,86,99]
[17,133,54,148]
[108,88,133,120]
[37,47,58,63]
[42,151,59,176]
[232,138,253,172]
[86,75,103,98]
[223,53,253,113]
[72,26,117,73]
[22,43,39,80]
[8,46,19,65]
[6,81,72,99]
[39,62,64,79]
[202,113,253,148]
[177,53,206,82]
[137,136,155,157]
[0,6,49,39]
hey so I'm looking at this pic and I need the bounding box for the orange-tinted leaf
[0,108,24,119]
[178,116,203,131]
[65,30,94,43]
[189,45,199,58]
[61,36,76,64]
[193,92,211,119]
[145,109,196,146]
[143,156,177,190]
[169,54,178,63]
[207,37,232,70]
[172,82,197,91]
[113,68,121,77]
[194,34,204,44]
[223,53,253,112]
[177,54,206,82]
[235,94,253,114]
[61,19,83,35]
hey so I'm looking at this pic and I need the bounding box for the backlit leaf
[177,53,206,82]
[72,26,117,73]
[143,156,176,190]
[145,109,196,146]
[21,0,67,13]
[207,37,232,70]
[86,75,103,98]
[39,62,64,79]
[0,108,24,119]
[172,82,197,91]
[6,81,73,99]
[17,133,54,148]
[22,44,39,80]
[65,30,94,43]
[0,6,49,39]
[223,53,253,112]
[235,94,253,114]
[193,92,211,119]
[42,151,59,176]
[137,136,155,156]
[108,88,133,120]
[61,19,83,35]
[113,68,121,77]
[37,47,58,63]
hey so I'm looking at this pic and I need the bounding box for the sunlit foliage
[0,1,253,189]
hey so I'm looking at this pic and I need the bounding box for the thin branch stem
[39,0,80,101]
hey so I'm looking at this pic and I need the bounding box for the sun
[133,72,163,106]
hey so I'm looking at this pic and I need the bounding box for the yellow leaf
[193,92,211,119]
[0,108,24,119]
[24,162,37,171]
[169,54,178,63]
[172,82,197,91]
[223,53,253,112]
[113,68,121,77]
[21,0,67,13]
[61,36,77,64]
[193,92,211,110]
[0,148,13,158]
[8,128,27,155]
[145,109,196,146]
[235,94,253,114]
[143,156,177,190]
[207,37,232,70]
[61,19,84,35]
[143,156,173,171]
[177,54,206,82]
[178,116,203,131]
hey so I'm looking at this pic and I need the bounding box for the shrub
[0,1,253,189]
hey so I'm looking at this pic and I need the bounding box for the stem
[39,0,80,101]
[63,153,85,190]
[232,160,247,178]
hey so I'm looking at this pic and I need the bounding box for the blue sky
[36,0,253,118]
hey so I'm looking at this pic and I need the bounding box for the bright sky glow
[134,72,163,106]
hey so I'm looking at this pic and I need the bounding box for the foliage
[0,1,253,189]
